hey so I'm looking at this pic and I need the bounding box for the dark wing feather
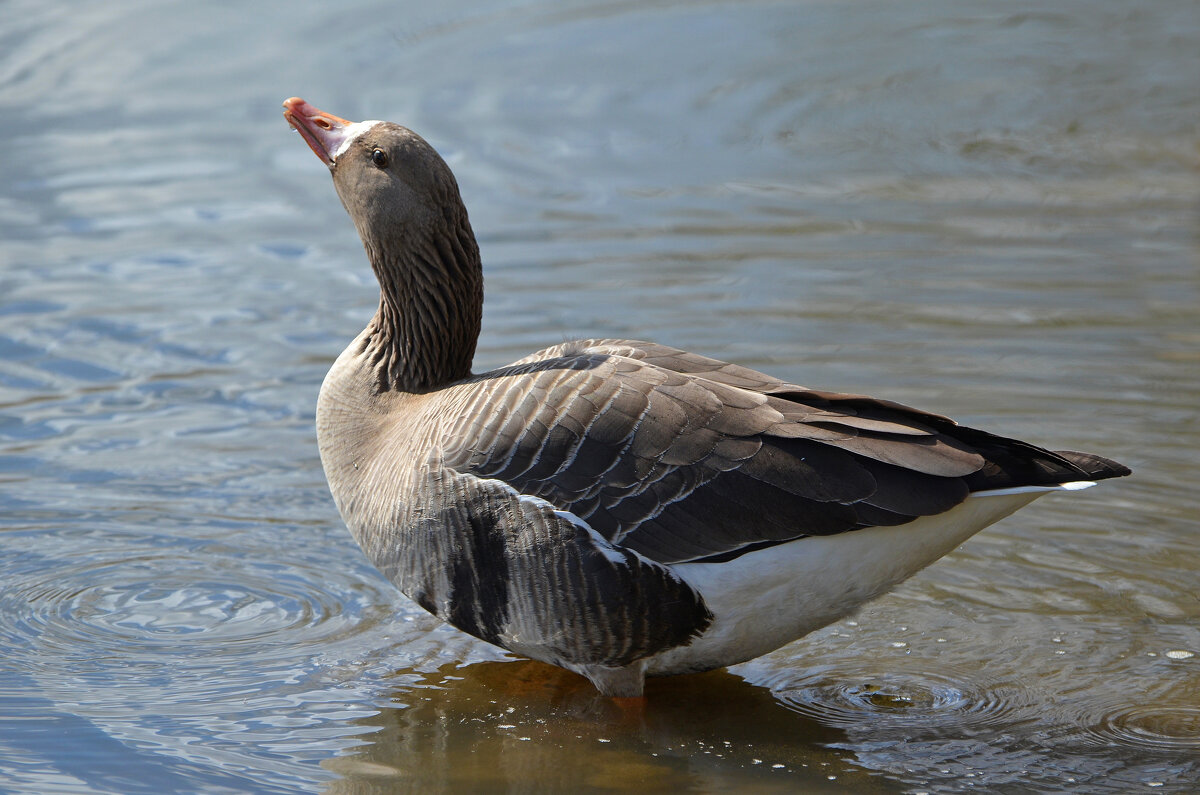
[443,339,1126,565]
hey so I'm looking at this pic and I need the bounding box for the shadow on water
[322,659,895,794]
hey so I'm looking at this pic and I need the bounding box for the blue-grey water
[2,1,1198,792]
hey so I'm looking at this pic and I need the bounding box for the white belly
[646,487,1068,675]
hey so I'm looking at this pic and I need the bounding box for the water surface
[1,1,1198,792]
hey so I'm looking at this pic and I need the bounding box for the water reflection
[324,660,879,794]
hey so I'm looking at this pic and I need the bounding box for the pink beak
[283,97,359,166]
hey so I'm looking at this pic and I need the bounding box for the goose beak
[283,97,358,167]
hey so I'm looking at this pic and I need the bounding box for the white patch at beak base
[331,120,385,162]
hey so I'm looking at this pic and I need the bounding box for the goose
[282,97,1130,698]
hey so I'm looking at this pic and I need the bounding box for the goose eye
[370,148,389,168]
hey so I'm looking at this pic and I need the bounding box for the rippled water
[2,1,1198,792]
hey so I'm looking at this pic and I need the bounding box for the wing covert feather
[439,339,1100,565]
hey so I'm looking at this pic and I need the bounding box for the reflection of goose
[322,661,861,794]
[283,97,1130,698]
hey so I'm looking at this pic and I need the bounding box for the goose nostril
[314,118,332,130]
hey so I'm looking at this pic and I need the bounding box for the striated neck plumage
[356,204,483,394]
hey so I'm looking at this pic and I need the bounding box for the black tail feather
[1052,450,1132,481]
[938,425,1131,493]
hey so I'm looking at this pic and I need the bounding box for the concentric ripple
[0,533,394,665]
[0,524,449,792]
[764,664,1039,735]
[1084,704,1200,752]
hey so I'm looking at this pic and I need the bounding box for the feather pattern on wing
[431,339,1105,565]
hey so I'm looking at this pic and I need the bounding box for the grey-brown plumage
[283,98,1130,697]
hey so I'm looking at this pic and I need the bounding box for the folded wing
[441,339,1127,565]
